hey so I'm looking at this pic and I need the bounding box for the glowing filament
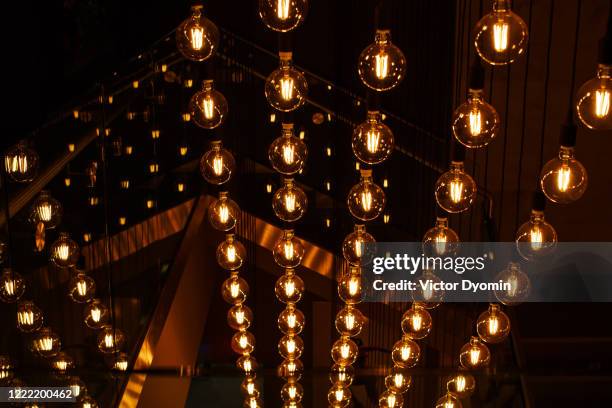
[400,345,411,361]
[277,0,290,19]
[212,156,224,175]
[280,77,295,101]
[507,274,518,297]
[469,348,481,366]
[366,130,380,153]
[493,22,509,52]
[469,110,482,136]
[340,344,351,359]
[55,360,68,371]
[334,389,345,402]
[38,337,54,351]
[284,280,296,296]
[449,180,464,203]
[286,339,296,354]
[115,360,128,371]
[354,238,364,258]
[235,310,245,324]
[238,334,248,349]
[55,244,70,261]
[230,282,240,299]
[202,96,214,119]
[219,204,230,224]
[344,312,356,330]
[387,394,397,407]
[4,280,16,296]
[360,191,373,212]
[595,89,610,118]
[246,382,256,396]
[6,155,29,174]
[393,374,404,388]
[434,232,448,255]
[226,245,237,263]
[283,242,295,260]
[287,313,297,328]
[411,314,423,331]
[287,385,297,399]
[348,277,360,296]
[557,165,571,192]
[375,53,389,79]
[422,285,433,301]
[190,26,205,50]
[455,375,466,392]
[529,227,543,251]
[104,333,115,349]
[18,311,34,326]
[284,192,297,213]
[282,144,295,164]
[488,316,499,334]
[243,360,253,372]
[90,307,101,323]
[37,203,53,222]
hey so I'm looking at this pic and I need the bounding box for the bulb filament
[340,343,351,359]
[202,96,215,119]
[456,375,466,392]
[529,227,543,251]
[104,333,115,349]
[434,232,448,255]
[393,374,404,388]
[284,192,297,213]
[286,338,296,354]
[348,277,360,296]
[287,312,297,328]
[360,191,373,212]
[595,89,610,118]
[282,144,295,164]
[4,280,16,296]
[277,0,290,19]
[469,109,482,136]
[190,26,205,51]
[235,310,245,324]
[488,316,499,334]
[55,360,68,371]
[55,244,70,261]
[284,280,296,296]
[219,204,230,224]
[400,345,411,361]
[375,53,389,79]
[91,307,101,323]
[280,77,295,101]
[212,156,224,176]
[507,274,518,297]
[557,164,571,192]
[230,282,240,299]
[449,180,464,203]
[226,245,237,263]
[493,22,509,52]
[366,130,381,153]
[344,312,356,330]
[469,348,481,366]
[239,334,248,350]
[6,154,29,175]
[354,237,364,258]
[115,360,128,371]
[77,280,88,296]
[411,314,423,331]
[18,310,34,326]
[387,394,397,407]
[37,203,53,222]
[334,389,345,402]
[38,337,54,351]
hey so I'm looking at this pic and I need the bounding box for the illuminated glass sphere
[278,334,304,359]
[258,0,308,32]
[335,306,366,337]
[338,268,365,305]
[515,210,557,260]
[275,270,305,303]
[331,337,358,366]
[272,179,308,222]
[476,303,511,344]
[385,367,412,394]
[459,336,490,369]
[17,301,43,333]
[411,270,445,307]
[77,395,99,408]
[435,392,462,408]
[221,274,249,305]
[241,376,259,398]
[422,215,460,257]
[49,232,80,268]
[540,146,587,204]
[401,303,432,340]
[576,64,612,129]
[189,80,228,129]
[0,268,26,303]
[328,385,351,407]
[4,141,39,183]
[51,351,74,373]
[237,355,258,376]
[391,335,420,368]
[447,371,476,398]
[278,305,305,334]
[281,381,304,403]
[0,355,13,381]
[97,325,126,354]
[68,273,96,304]
[352,111,394,164]
[358,30,406,91]
[31,190,62,229]
[435,161,477,213]
[329,363,355,387]
[277,358,303,381]
[208,192,240,231]
[216,234,246,270]
[200,141,235,185]
[176,5,219,62]
[473,0,528,65]
[342,224,376,266]
[228,304,253,331]
[67,377,87,398]
[347,170,385,221]
[244,397,264,408]
[494,262,530,305]
[265,53,308,112]
[379,389,404,408]
[269,123,308,175]
[231,330,256,355]
[84,299,109,329]
[111,352,129,372]
[452,90,500,148]
[273,230,305,268]
[32,327,61,358]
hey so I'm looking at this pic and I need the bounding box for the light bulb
[474,0,528,65]
[435,392,463,408]
[459,336,490,369]
[452,89,499,148]
[265,52,308,112]
[4,141,39,183]
[515,205,557,260]
[347,170,385,221]
[352,111,394,164]
[476,303,511,343]
[30,190,62,229]
[278,334,304,359]
[494,262,530,305]
[228,304,253,331]
[540,146,587,204]
[411,270,445,307]
[208,192,240,231]
[338,268,365,305]
[32,327,61,358]
[67,377,86,398]
[222,274,250,305]
[401,303,432,340]
[200,141,236,185]
[241,376,259,398]
[281,381,304,403]
[331,337,358,366]
[49,233,80,268]
[435,158,476,213]
[68,273,96,304]
[176,4,219,62]
[391,335,420,368]
[189,80,228,129]
[97,325,126,354]
[84,299,109,329]
[422,215,460,257]
[0,355,13,381]
[244,397,264,408]
[77,395,99,408]
[216,234,246,270]
[384,367,412,394]
[335,305,366,337]
[237,355,258,376]
[447,371,476,398]
[273,230,305,268]
[269,123,308,175]
[17,301,43,333]
[379,389,404,408]
[259,0,308,32]
[275,269,305,303]
[327,385,351,407]
[0,269,26,303]
[278,305,305,335]
[272,179,308,222]
[278,358,303,381]
[358,30,406,91]
[342,224,376,266]
[231,330,256,355]
[51,352,74,373]
[576,64,612,129]
[329,364,355,387]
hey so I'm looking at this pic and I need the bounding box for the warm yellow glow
[280,77,294,100]
[283,241,295,261]
[348,277,360,296]
[375,53,389,79]
[287,384,298,399]
[344,312,356,330]
[340,343,351,359]
[366,130,380,153]
[6,154,29,175]
[287,312,297,329]
[455,375,466,392]
[54,243,70,261]
[202,96,215,119]
[114,360,128,371]
[393,373,404,388]
[469,348,481,366]
[284,280,296,297]
[246,382,256,396]
[282,144,295,164]
[4,280,15,296]
[354,237,364,259]
[180,146,189,156]
[529,227,543,251]
[37,336,54,351]
[277,0,290,19]
[411,314,423,331]
[77,280,88,296]
[400,344,412,361]
[507,274,518,297]
[54,360,68,371]
[493,22,509,52]
[286,338,296,354]
[104,333,115,349]
[151,130,160,139]
[557,165,571,192]
[68,143,76,152]
[488,315,499,335]
[177,183,185,192]
[595,89,610,118]
[266,183,273,193]
[434,231,448,255]
[387,394,397,407]
[469,109,482,136]
[18,310,34,326]
[190,26,205,50]
[243,359,253,372]
[226,245,237,263]
[90,307,102,323]
[230,282,240,299]
[238,334,248,349]
[284,192,296,213]
[65,177,71,187]
[213,156,224,175]
[334,388,345,402]
[449,180,464,203]
[219,204,230,224]
[360,191,373,212]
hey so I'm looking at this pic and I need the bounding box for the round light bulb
[176,5,219,62]
[0,269,26,303]
[335,306,366,337]
[32,327,61,358]
[237,355,258,376]
[77,395,99,408]
[222,275,250,305]
[241,376,259,398]
[275,270,305,303]
[338,268,365,305]
[68,273,96,304]
[327,385,351,407]
[97,325,126,354]
[391,335,420,368]
[347,170,386,221]
[281,381,304,402]
[216,234,246,270]
[269,123,308,175]
[515,209,557,260]
[244,397,264,408]
[278,334,304,359]
[540,146,587,204]
[342,224,376,266]
[200,141,236,185]
[228,304,254,331]
[277,358,303,381]
[452,89,500,148]
[330,337,358,366]
[384,367,412,394]
[84,299,109,329]
[352,111,394,164]
[265,52,308,112]
[231,330,256,355]
[422,216,460,257]
[0,355,13,381]
[67,377,86,398]
[51,351,74,373]
[329,363,355,387]
[30,190,62,229]
[49,233,80,268]
[476,303,511,344]
[447,371,476,398]
[358,30,406,91]
[459,336,490,369]
[278,305,305,335]
[273,230,305,268]
[401,303,432,340]
[576,64,612,129]
[435,392,463,408]
[258,0,308,32]
[435,161,476,213]
[378,389,404,408]
[111,352,129,372]
[17,301,43,333]
[411,270,445,308]
[189,80,228,129]
[4,141,39,183]
[494,262,530,305]
[473,0,528,65]
[208,192,240,231]
[272,179,308,222]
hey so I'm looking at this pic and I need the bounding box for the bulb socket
[282,123,294,130]
[451,143,466,163]
[435,205,449,219]
[360,169,373,178]
[532,190,547,212]
[598,37,612,65]
[468,57,485,91]
[366,91,381,111]
[559,112,577,148]
[278,34,293,54]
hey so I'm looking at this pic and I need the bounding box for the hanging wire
[538,0,557,170]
